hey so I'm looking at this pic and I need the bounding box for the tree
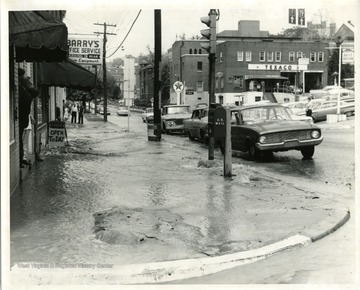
[277,26,320,40]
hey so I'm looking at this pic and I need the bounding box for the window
[237,51,243,61]
[289,51,295,62]
[310,52,316,62]
[199,49,202,54]
[197,62,203,72]
[297,52,303,59]
[233,76,244,88]
[189,49,192,54]
[196,81,203,91]
[245,51,252,62]
[259,51,265,62]
[219,52,223,62]
[267,51,273,62]
[318,52,324,62]
[10,88,15,142]
[275,51,281,62]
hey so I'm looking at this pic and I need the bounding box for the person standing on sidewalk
[18,68,38,167]
[78,104,84,124]
[71,103,78,123]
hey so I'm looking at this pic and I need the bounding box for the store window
[259,51,265,62]
[310,52,316,62]
[197,61,203,72]
[318,52,324,62]
[237,51,244,61]
[245,51,252,62]
[196,81,203,91]
[275,51,281,62]
[267,51,273,62]
[233,76,244,88]
[289,51,295,62]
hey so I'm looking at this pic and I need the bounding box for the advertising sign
[49,121,66,147]
[68,37,103,65]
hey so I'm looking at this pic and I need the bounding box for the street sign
[173,81,184,93]
[68,37,103,65]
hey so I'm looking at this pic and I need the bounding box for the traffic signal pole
[200,9,218,160]
[208,52,216,160]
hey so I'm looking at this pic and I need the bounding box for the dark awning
[9,11,68,62]
[37,59,96,91]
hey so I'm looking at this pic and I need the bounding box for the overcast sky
[2,0,359,60]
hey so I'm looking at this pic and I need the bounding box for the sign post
[173,81,184,105]
[49,120,66,148]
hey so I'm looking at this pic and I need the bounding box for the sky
[2,0,359,61]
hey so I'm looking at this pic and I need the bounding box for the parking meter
[208,103,222,137]
[213,106,226,138]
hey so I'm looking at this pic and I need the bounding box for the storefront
[9,10,68,194]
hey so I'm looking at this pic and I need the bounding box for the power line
[107,9,142,59]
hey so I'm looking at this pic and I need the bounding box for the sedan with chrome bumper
[221,103,323,160]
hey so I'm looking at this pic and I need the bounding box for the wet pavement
[9,113,352,284]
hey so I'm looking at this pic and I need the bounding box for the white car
[309,85,343,99]
[141,108,154,122]
[284,106,314,124]
[117,106,130,116]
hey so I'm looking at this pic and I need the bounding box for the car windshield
[241,106,291,124]
[164,106,191,114]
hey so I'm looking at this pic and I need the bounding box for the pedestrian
[71,103,78,123]
[18,68,38,167]
[63,106,70,121]
[306,97,313,117]
[78,104,84,124]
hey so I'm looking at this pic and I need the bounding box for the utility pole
[153,9,162,141]
[94,22,116,121]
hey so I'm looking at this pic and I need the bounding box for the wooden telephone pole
[94,22,116,121]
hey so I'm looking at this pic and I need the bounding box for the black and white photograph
[1,0,359,289]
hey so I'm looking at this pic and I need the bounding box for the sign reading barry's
[68,38,103,65]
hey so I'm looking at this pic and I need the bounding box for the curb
[11,209,350,284]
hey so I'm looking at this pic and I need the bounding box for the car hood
[239,120,317,134]
[162,113,192,120]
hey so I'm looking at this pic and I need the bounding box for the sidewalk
[10,113,351,285]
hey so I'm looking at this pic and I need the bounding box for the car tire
[188,131,195,141]
[345,111,353,117]
[200,130,208,144]
[301,146,315,159]
[248,144,260,161]
[263,150,273,160]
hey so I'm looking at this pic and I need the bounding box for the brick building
[170,20,330,107]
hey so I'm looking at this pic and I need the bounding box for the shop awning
[245,75,289,80]
[37,59,96,91]
[9,10,68,62]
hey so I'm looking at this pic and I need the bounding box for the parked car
[322,88,355,102]
[309,85,342,99]
[298,100,355,122]
[161,105,192,134]
[283,99,325,116]
[183,107,209,143]
[117,106,130,116]
[219,103,323,160]
[289,85,302,94]
[97,105,110,115]
[141,108,154,122]
[283,106,314,124]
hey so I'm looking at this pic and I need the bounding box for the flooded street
[10,111,356,285]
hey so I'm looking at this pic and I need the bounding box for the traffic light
[200,9,217,54]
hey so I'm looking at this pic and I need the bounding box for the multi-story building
[170,40,210,109]
[170,20,330,107]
